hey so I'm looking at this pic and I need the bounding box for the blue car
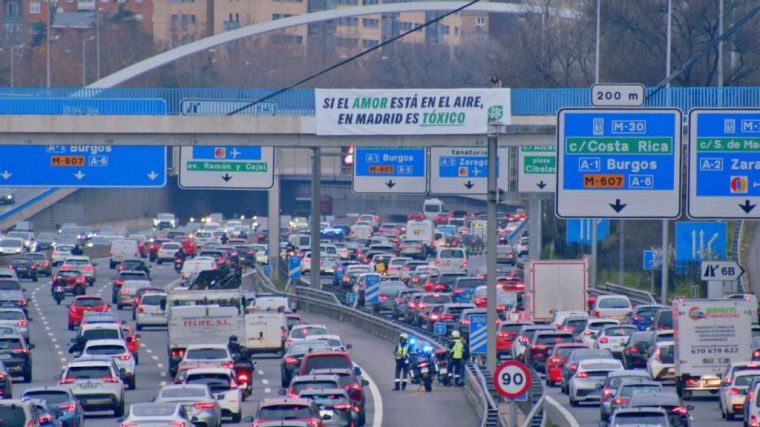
[451,277,485,303]
[627,304,669,331]
[22,387,83,427]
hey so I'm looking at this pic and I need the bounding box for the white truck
[525,259,587,322]
[244,310,287,356]
[166,289,245,376]
[674,299,753,399]
[406,220,435,244]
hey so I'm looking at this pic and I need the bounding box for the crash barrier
[589,281,657,306]
[541,395,581,427]
[260,264,506,427]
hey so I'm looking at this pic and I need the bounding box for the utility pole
[486,122,502,373]
[310,148,321,289]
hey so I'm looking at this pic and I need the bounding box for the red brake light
[193,402,215,410]
[11,347,27,353]
[613,397,629,405]
[15,320,28,327]
[599,337,608,344]
[576,371,589,378]
[118,355,131,361]
[568,363,578,372]
[102,376,120,383]
[284,356,299,365]
[221,362,234,369]
[120,289,129,295]
[752,415,759,427]
[60,377,76,384]
[629,345,638,354]
[58,403,77,412]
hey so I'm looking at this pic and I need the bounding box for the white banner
[315,88,511,136]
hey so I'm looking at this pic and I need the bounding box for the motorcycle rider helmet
[229,335,238,344]
[399,333,408,343]
[451,330,461,339]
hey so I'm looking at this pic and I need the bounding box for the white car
[61,256,97,285]
[550,310,589,329]
[515,236,529,257]
[647,340,675,381]
[6,231,36,252]
[181,367,242,422]
[250,244,269,264]
[591,294,633,321]
[156,384,222,427]
[156,242,182,264]
[578,318,620,347]
[386,257,413,278]
[287,324,329,348]
[51,244,75,266]
[568,358,624,406]
[59,358,126,416]
[0,269,18,281]
[178,344,233,371]
[153,213,177,229]
[719,369,760,420]
[80,339,137,389]
[0,238,25,255]
[594,324,637,355]
[135,292,168,330]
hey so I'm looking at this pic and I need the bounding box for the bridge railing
[4,86,760,116]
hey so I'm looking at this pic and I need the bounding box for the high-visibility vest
[451,339,464,359]
[395,343,408,360]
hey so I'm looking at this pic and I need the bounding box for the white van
[244,310,286,355]
[109,239,140,269]
[288,234,311,251]
[406,220,435,244]
[435,247,468,274]
[423,198,444,219]
[180,258,216,280]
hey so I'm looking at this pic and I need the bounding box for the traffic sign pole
[486,127,498,373]
[311,147,321,289]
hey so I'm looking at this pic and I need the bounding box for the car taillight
[39,415,53,424]
[418,303,427,310]
[58,403,77,412]
[583,330,594,336]
[441,314,454,320]
[593,310,600,317]
[453,289,465,294]
[379,294,388,301]
[568,363,578,373]
[193,402,215,410]
[284,356,299,365]
[474,297,486,306]
[686,377,699,386]
[408,302,417,309]
[724,376,733,386]
[601,388,613,401]
[115,280,124,287]
[629,345,638,354]
[221,362,234,369]
[463,259,468,268]
[599,337,608,344]
[60,377,76,384]
[754,350,760,360]
[435,259,440,266]
[730,387,742,395]
[633,315,642,321]
[120,289,129,295]
[84,265,93,271]
[118,355,131,361]
[102,376,120,383]
[11,347,27,353]
[548,356,564,366]
[170,349,185,359]
[15,320,28,327]
[752,415,759,427]
[137,306,144,313]
[575,371,589,378]
[613,397,629,405]
[518,336,529,344]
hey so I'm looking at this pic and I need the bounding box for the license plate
[0,354,10,359]
[420,367,429,374]
[320,410,334,418]
[79,382,97,389]
[439,367,447,374]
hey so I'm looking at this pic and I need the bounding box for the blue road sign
[429,147,510,194]
[469,314,487,354]
[345,292,356,305]
[436,225,457,236]
[565,219,609,245]
[675,221,727,264]
[556,109,682,218]
[433,322,447,336]
[261,265,271,275]
[0,98,167,187]
[643,250,657,271]
[353,147,427,193]
[288,256,302,280]
[192,146,262,160]
[688,110,760,218]
[364,274,381,304]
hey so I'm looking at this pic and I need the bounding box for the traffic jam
[0,196,757,427]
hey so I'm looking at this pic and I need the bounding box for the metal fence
[4,86,760,116]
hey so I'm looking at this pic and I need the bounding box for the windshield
[120,273,147,280]
[603,327,636,337]
[303,355,350,372]
[132,403,178,417]
[186,373,232,390]
[74,298,104,307]
[292,381,338,394]
[185,348,227,360]
[0,282,21,291]
[620,384,662,397]
[65,366,112,379]
[422,295,452,304]
[439,249,464,258]
[735,374,760,387]
[141,294,166,305]
[456,279,484,289]
[82,329,119,340]
[536,334,574,345]
[258,405,313,419]
[0,240,22,247]
[64,259,88,266]
[611,413,668,426]
[598,297,631,309]
[0,338,24,350]
[85,345,126,356]
[160,388,206,399]
[23,391,70,405]
[0,311,23,320]
[291,327,329,339]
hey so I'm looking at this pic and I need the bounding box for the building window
[337,0,356,4]
[272,13,292,20]
[362,39,378,48]
[272,34,303,44]
[29,1,41,14]
[362,18,378,28]
[5,1,20,18]
[134,13,143,21]
[363,0,378,4]
[475,16,485,27]
[443,25,449,34]
[335,37,357,47]
[338,17,357,26]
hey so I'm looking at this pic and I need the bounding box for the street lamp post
[81,35,95,86]
[10,45,25,88]
[95,8,102,80]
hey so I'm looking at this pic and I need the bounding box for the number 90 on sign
[493,361,531,399]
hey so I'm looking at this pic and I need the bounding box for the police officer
[449,330,465,387]
[228,335,241,358]
[393,333,410,391]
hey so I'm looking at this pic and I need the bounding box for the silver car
[568,358,624,407]
[120,402,193,427]
[116,279,153,310]
[0,309,29,342]
[156,384,222,427]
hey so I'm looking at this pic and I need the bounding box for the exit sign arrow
[701,261,745,281]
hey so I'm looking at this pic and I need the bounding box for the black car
[0,335,33,382]
[280,340,332,388]
[117,259,150,278]
[622,331,655,369]
[10,258,37,282]
[234,245,256,267]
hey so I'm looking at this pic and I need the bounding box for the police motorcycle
[407,337,435,392]
[228,336,255,400]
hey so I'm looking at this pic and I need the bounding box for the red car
[433,212,452,225]
[496,322,533,359]
[544,343,589,387]
[68,295,109,330]
[121,323,141,363]
[53,270,87,293]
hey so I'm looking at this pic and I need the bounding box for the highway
[15,255,480,426]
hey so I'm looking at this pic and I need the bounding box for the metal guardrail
[270,262,509,427]
[589,282,657,306]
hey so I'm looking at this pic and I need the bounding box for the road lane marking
[265,388,271,394]
[354,363,383,427]
[261,379,268,385]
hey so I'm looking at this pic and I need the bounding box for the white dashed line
[261,379,269,385]
[258,370,264,375]
[160,381,166,386]
[265,388,271,394]
[157,363,164,369]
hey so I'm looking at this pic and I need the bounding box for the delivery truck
[674,299,754,399]
[525,259,587,322]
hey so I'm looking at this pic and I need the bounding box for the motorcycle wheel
[424,379,432,392]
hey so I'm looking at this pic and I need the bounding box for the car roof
[83,339,127,348]
[298,388,349,397]
[184,367,234,375]
[259,397,314,407]
[608,369,650,378]
[291,374,341,382]
[66,358,115,367]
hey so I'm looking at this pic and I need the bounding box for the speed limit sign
[493,360,531,399]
